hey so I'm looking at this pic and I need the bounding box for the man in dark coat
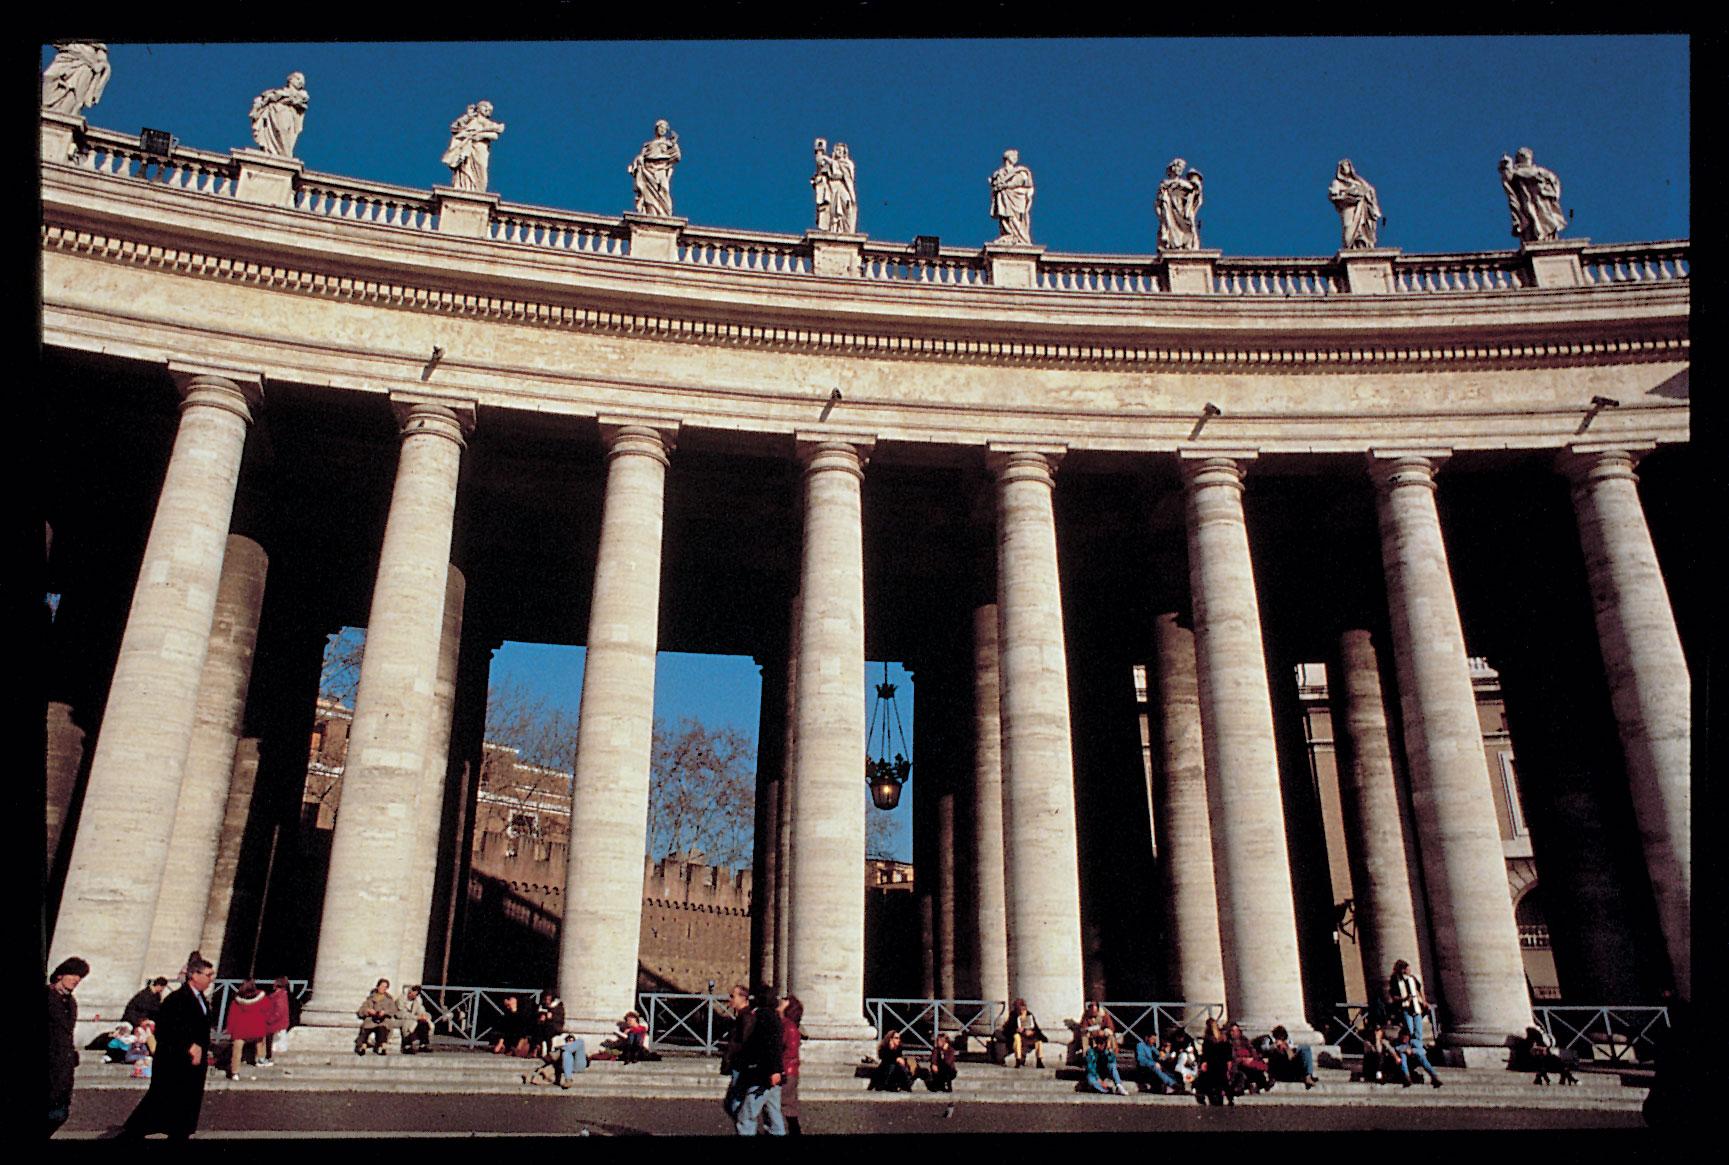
[122,978,169,1028]
[732,985,786,1136]
[119,955,215,1139]
[47,956,89,1138]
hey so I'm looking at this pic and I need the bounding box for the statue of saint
[1155,158,1204,251]
[1328,159,1382,250]
[1500,147,1567,242]
[811,138,833,231]
[989,149,1035,244]
[441,101,504,193]
[42,42,110,115]
[249,72,309,159]
[628,119,681,217]
[829,143,858,234]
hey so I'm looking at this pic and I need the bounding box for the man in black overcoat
[119,955,216,1139]
[47,956,89,1138]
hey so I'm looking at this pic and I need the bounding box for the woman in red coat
[225,980,271,1080]
[262,978,292,1065]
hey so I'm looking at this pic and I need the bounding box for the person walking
[47,956,89,1137]
[119,954,216,1139]
[719,984,752,1118]
[224,979,270,1079]
[733,986,786,1136]
[261,978,293,1064]
[779,996,805,1133]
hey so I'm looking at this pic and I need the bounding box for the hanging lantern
[865,661,912,810]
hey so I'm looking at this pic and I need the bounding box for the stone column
[935,755,959,1003]
[1147,611,1228,1008]
[990,447,1085,1038]
[144,534,270,975]
[970,603,1011,1009]
[773,599,801,994]
[200,737,262,969]
[398,564,466,984]
[1330,628,1425,1002]
[1560,445,1691,997]
[1179,454,1316,1040]
[559,420,677,1038]
[1370,452,1532,1050]
[912,745,938,1000]
[301,398,472,1031]
[750,656,788,989]
[45,702,85,873]
[49,367,261,1022]
[785,437,876,1045]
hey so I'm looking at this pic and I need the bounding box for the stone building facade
[42,108,1690,1057]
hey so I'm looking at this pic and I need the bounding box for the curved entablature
[40,119,1689,459]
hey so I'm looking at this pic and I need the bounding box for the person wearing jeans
[1393,1024,1443,1088]
[733,987,786,1136]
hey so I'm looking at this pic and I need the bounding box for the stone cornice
[40,165,1689,374]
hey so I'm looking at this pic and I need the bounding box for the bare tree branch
[647,717,756,869]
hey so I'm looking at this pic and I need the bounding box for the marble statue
[829,142,858,234]
[811,138,833,230]
[441,101,504,193]
[1328,159,1382,250]
[41,42,110,115]
[1500,147,1567,242]
[989,149,1035,244]
[249,72,309,158]
[628,119,681,217]
[1156,158,1204,251]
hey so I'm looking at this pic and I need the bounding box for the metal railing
[1329,1002,1445,1051]
[418,984,543,1048]
[1098,1001,1226,1046]
[638,992,732,1054]
[865,998,1007,1054]
[210,978,310,1035]
[1534,1006,1669,1063]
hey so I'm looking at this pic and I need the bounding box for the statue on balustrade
[41,42,110,115]
[1155,158,1204,251]
[829,143,858,234]
[812,138,833,230]
[628,119,681,217]
[1329,159,1382,249]
[441,101,505,193]
[1500,147,1567,242]
[249,72,309,159]
[989,149,1035,244]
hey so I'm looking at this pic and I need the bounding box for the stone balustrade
[45,115,1690,303]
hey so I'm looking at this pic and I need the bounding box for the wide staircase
[76,1046,1649,1112]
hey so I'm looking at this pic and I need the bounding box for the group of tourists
[719,983,806,1136]
[352,978,434,1055]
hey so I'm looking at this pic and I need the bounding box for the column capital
[1178,453,1253,493]
[986,443,1065,484]
[598,415,679,465]
[168,363,265,422]
[1367,449,1451,493]
[795,432,874,477]
[1558,442,1656,486]
[389,393,477,444]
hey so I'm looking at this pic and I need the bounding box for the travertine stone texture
[201,736,261,968]
[1148,611,1228,1008]
[303,401,469,1028]
[991,448,1085,1037]
[49,370,259,1020]
[399,564,466,985]
[1561,446,1691,997]
[561,422,676,1037]
[935,717,959,1002]
[1331,627,1425,999]
[970,603,1011,1010]
[1370,452,1532,1045]
[1180,455,1317,1040]
[786,440,875,1042]
[750,656,786,989]
[46,701,85,872]
[234,149,305,209]
[144,533,269,977]
[774,599,801,994]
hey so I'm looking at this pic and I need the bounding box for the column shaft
[50,372,259,1019]
[1180,456,1314,1038]
[1562,448,1691,997]
[749,659,786,988]
[46,702,85,873]
[1148,611,1228,1007]
[1372,454,1530,1046]
[970,604,1010,1009]
[1330,628,1425,1002]
[303,402,468,1027]
[145,533,270,975]
[773,599,801,994]
[201,737,262,969]
[992,450,1085,1035]
[785,441,873,1042]
[399,563,466,984]
[559,424,673,1035]
[935,764,959,1002]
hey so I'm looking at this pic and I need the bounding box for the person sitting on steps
[868,1029,919,1091]
[355,979,397,1056]
[1002,998,1046,1068]
[1516,1026,1577,1086]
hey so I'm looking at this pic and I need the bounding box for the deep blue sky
[60,38,1687,865]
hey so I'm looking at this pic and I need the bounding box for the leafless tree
[319,627,366,706]
[865,796,899,861]
[480,679,581,848]
[647,717,756,869]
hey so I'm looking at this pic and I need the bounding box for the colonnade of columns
[47,364,1690,1052]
